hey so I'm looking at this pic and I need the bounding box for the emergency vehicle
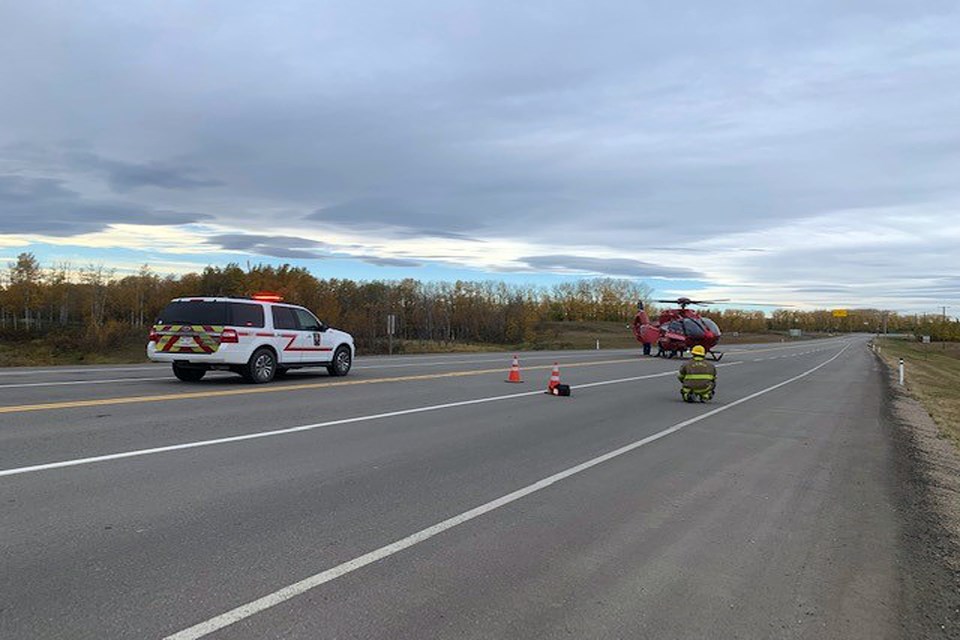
[147,294,355,383]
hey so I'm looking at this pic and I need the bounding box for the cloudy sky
[1,1,958,312]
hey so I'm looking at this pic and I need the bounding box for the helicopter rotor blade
[653,296,794,309]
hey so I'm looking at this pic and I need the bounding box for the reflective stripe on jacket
[678,357,716,390]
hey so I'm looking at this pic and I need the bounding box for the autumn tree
[7,252,43,330]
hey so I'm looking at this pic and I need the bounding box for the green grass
[876,338,960,446]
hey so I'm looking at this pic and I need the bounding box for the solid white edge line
[0,376,177,390]
[3,365,740,478]
[0,352,638,388]
[164,344,849,640]
[0,365,163,377]
[0,340,842,385]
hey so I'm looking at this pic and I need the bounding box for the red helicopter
[632,297,725,360]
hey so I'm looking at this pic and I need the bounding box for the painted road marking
[0,353,637,390]
[0,357,661,415]
[0,341,842,387]
[0,376,195,390]
[0,363,742,478]
[163,346,848,640]
[0,340,842,384]
[0,365,163,377]
[0,341,849,412]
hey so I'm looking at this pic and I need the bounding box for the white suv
[147,295,355,383]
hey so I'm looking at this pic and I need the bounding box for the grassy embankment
[876,338,960,446]
[0,321,829,367]
[0,330,148,367]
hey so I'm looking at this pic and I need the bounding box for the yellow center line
[0,357,646,415]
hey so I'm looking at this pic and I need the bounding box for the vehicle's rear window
[230,302,265,328]
[271,306,299,330]
[157,301,267,328]
[157,301,228,326]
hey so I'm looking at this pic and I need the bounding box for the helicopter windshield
[702,318,721,335]
[682,318,705,338]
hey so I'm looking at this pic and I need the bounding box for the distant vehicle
[147,293,355,383]
[631,297,724,360]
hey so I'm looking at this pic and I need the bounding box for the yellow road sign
[832,309,848,318]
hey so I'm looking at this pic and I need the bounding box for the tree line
[2,253,957,352]
[0,253,652,351]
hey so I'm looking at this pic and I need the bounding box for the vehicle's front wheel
[172,363,206,382]
[243,347,277,384]
[327,345,352,377]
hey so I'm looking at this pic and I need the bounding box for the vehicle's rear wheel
[327,345,352,377]
[172,363,206,382]
[243,347,277,384]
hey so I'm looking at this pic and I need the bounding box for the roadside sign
[832,309,848,318]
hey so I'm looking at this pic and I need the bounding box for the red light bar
[252,292,284,302]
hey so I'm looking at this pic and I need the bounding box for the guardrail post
[898,358,904,386]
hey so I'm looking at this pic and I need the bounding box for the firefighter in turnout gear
[678,345,717,402]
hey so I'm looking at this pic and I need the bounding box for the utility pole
[387,313,396,356]
[942,306,948,350]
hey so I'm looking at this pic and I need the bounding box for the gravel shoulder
[877,351,960,638]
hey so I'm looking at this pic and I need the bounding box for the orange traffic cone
[506,355,523,383]
[546,363,561,393]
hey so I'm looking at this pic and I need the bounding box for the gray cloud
[790,286,856,294]
[307,198,480,239]
[67,151,223,192]
[0,174,208,235]
[209,233,330,260]
[209,233,424,267]
[520,255,700,280]
[359,256,423,267]
[1,1,959,308]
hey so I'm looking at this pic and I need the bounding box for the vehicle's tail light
[148,328,159,343]
[220,328,239,344]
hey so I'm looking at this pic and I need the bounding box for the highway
[0,337,915,638]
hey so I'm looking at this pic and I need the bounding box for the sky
[1,1,959,313]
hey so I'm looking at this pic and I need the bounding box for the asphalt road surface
[0,337,928,638]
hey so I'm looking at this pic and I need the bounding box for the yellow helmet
[691,345,706,357]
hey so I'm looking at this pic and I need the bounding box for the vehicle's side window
[230,303,265,328]
[271,306,299,330]
[293,308,321,331]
